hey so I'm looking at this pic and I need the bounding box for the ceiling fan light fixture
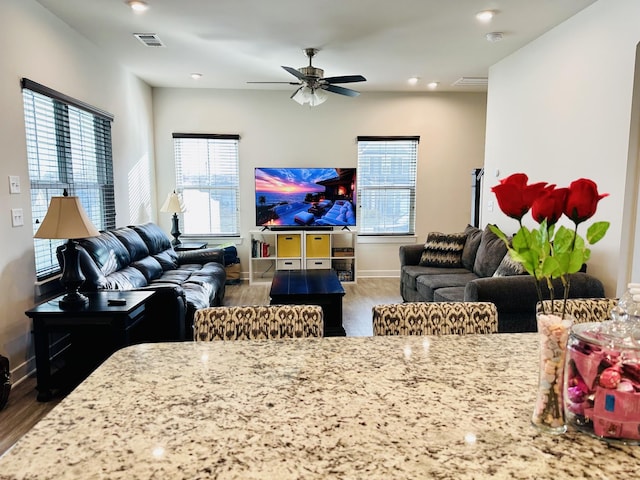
[485,32,504,43]
[291,86,309,105]
[310,89,327,106]
[408,77,419,85]
[427,82,439,89]
[291,86,327,107]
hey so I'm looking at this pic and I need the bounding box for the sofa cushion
[401,265,472,293]
[153,250,179,271]
[131,223,174,255]
[433,287,466,302]
[132,256,164,281]
[461,225,483,270]
[419,232,467,268]
[493,252,526,277]
[416,272,479,301]
[102,266,149,290]
[77,231,131,276]
[473,225,508,278]
[111,227,150,262]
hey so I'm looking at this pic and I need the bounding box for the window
[356,136,419,235]
[22,79,115,280]
[173,134,240,236]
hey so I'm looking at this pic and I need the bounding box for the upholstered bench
[193,305,324,341]
[372,302,498,336]
[536,298,618,324]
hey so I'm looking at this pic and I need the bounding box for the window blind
[357,136,419,235]
[22,79,115,280]
[173,134,240,236]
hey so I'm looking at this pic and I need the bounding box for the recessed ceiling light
[126,1,149,13]
[408,77,419,85]
[190,73,203,80]
[475,10,495,22]
[427,82,439,89]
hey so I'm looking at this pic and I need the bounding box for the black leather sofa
[65,222,226,341]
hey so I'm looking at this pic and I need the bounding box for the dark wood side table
[269,269,346,337]
[25,290,154,402]
[174,242,207,251]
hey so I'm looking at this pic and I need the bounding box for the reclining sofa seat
[68,222,226,340]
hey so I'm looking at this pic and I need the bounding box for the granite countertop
[1,334,638,479]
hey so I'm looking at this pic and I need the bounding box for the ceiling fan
[248,48,366,106]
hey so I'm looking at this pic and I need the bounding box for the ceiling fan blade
[324,84,360,97]
[282,66,307,81]
[322,75,366,84]
[247,81,301,85]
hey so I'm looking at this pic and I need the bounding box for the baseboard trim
[357,270,400,278]
[9,335,70,387]
[238,270,400,281]
[9,358,35,388]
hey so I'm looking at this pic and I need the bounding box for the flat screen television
[255,168,356,228]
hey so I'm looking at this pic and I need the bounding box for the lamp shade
[34,195,100,240]
[160,191,186,214]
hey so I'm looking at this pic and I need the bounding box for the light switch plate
[9,176,21,194]
[11,208,24,227]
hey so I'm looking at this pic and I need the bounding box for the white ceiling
[35,0,597,93]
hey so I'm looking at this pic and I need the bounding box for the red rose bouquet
[489,173,610,317]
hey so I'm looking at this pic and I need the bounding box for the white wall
[152,88,487,277]
[0,0,155,382]
[483,0,640,297]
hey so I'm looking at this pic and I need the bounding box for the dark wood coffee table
[269,269,346,337]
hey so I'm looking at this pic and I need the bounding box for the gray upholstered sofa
[400,224,606,333]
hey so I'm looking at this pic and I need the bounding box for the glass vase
[532,312,573,433]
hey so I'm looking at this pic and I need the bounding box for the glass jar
[564,310,640,444]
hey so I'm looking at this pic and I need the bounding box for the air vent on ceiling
[133,33,165,47]
[452,77,488,87]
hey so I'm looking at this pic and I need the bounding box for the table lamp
[160,190,186,245]
[34,190,100,309]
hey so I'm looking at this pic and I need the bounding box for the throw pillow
[493,251,526,277]
[461,224,483,270]
[419,232,467,268]
[473,225,508,277]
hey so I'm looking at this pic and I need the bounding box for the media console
[249,229,356,285]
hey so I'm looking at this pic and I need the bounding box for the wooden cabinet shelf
[249,229,356,285]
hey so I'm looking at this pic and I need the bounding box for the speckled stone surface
[1,335,638,479]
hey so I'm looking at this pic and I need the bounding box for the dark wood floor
[0,277,401,456]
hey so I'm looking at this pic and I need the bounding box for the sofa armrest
[464,272,605,314]
[177,247,225,266]
[399,244,424,267]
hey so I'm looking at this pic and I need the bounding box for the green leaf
[541,256,559,278]
[488,224,508,242]
[510,227,529,251]
[553,226,574,254]
[586,221,610,245]
[568,247,587,273]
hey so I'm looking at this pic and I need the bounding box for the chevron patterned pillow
[419,232,467,267]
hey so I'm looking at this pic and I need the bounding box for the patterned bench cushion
[194,305,323,341]
[536,298,618,324]
[373,302,498,336]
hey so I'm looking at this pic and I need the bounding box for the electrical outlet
[9,175,20,194]
[11,208,24,227]
[487,200,494,212]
